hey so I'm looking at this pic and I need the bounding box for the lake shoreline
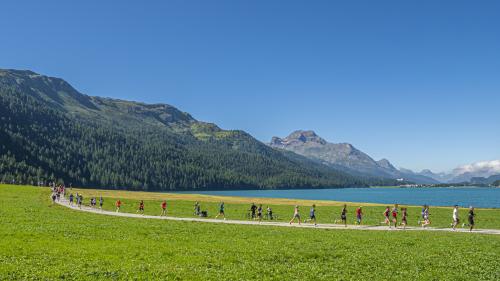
[174,186,500,209]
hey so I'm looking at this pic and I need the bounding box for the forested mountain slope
[0,69,380,190]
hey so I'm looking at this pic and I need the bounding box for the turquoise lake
[176,187,500,208]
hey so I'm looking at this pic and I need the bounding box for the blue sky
[1,1,499,172]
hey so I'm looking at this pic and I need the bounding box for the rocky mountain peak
[285,130,327,145]
[377,158,397,171]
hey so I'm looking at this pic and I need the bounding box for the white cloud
[452,160,500,177]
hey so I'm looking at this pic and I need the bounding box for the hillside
[0,69,376,190]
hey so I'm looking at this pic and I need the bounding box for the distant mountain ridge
[405,160,500,183]
[469,174,500,185]
[269,130,439,184]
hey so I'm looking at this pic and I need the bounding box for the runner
[78,195,83,208]
[69,193,74,206]
[161,200,167,216]
[51,192,57,204]
[257,204,263,222]
[266,206,273,220]
[289,205,301,225]
[137,200,145,215]
[382,206,391,226]
[418,205,426,225]
[250,203,257,220]
[340,204,347,227]
[391,204,399,228]
[421,206,431,227]
[401,208,408,229]
[356,206,363,225]
[115,199,122,212]
[99,196,104,209]
[451,205,460,230]
[215,202,226,220]
[464,206,475,232]
[308,204,317,226]
[194,202,201,216]
[56,191,61,202]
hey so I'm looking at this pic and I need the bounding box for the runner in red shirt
[115,200,122,213]
[161,200,167,216]
[356,206,363,225]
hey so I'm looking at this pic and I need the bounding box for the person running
[78,195,83,208]
[451,205,460,230]
[382,206,391,226]
[257,204,263,222]
[99,196,104,209]
[339,204,347,227]
[69,193,74,206]
[421,206,431,228]
[194,201,201,216]
[356,206,363,225]
[115,199,122,212]
[401,208,408,229]
[51,192,56,204]
[215,202,226,220]
[266,206,273,220]
[56,191,61,202]
[418,205,426,225]
[464,206,475,232]
[308,204,317,226]
[391,204,399,228]
[137,200,145,215]
[250,203,257,220]
[289,205,301,225]
[161,200,167,216]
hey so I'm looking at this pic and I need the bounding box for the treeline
[0,89,370,190]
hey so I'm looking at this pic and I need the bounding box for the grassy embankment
[1,184,499,280]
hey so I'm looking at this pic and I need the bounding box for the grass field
[1,185,500,280]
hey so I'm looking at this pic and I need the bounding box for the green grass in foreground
[71,187,500,230]
[0,185,499,280]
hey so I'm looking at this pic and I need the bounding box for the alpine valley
[0,69,398,190]
[1,69,496,190]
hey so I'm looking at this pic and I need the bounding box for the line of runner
[60,191,478,232]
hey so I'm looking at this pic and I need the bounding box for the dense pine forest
[0,69,395,190]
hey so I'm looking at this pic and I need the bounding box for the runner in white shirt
[451,205,460,230]
[289,205,301,225]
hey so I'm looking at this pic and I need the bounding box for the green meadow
[1,184,500,280]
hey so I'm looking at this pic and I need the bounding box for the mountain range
[269,130,500,185]
[1,69,399,190]
[269,130,439,184]
[409,160,500,183]
[1,69,495,189]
